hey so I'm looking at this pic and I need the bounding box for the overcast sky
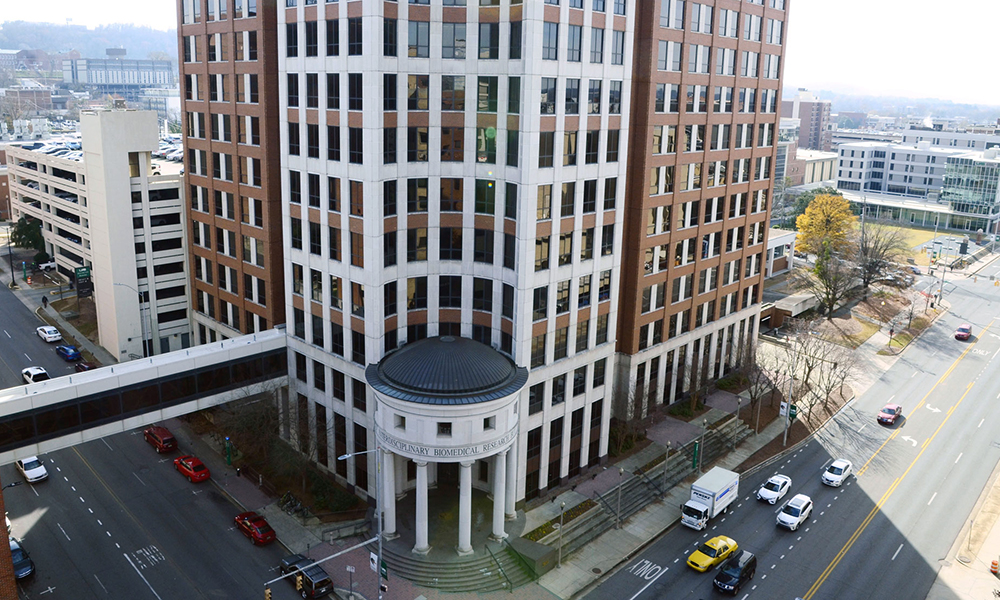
[4,0,998,106]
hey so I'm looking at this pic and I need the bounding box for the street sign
[789,405,798,420]
[370,552,377,573]
[75,266,93,299]
[346,566,355,573]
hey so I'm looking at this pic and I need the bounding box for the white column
[412,461,430,555]
[382,450,398,540]
[504,445,517,520]
[490,452,507,541]
[457,460,474,555]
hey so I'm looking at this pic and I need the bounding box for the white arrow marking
[926,405,942,413]
[900,436,918,447]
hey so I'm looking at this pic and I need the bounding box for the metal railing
[485,545,514,593]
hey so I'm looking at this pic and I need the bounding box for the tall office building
[272,0,787,526]
[177,0,286,344]
[781,88,830,151]
[617,0,786,421]
[279,0,634,515]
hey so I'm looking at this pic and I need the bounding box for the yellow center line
[803,375,979,598]
[856,320,992,477]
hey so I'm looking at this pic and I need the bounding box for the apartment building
[7,110,192,359]
[781,87,830,151]
[177,0,286,344]
[835,140,967,196]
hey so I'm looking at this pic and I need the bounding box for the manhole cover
[957,555,972,565]
[592,568,602,574]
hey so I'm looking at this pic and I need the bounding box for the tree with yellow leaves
[795,195,857,256]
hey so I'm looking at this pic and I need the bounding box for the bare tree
[856,219,910,295]
[813,344,858,412]
[796,244,859,320]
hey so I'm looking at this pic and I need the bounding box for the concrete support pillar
[505,445,517,520]
[412,461,430,555]
[457,461,474,555]
[490,452,507,541]
[382,450,398,540]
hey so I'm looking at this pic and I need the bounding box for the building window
[443,23,467,59]
[348,17,363,55]
[542,23,558,60]
[409,21,430,57]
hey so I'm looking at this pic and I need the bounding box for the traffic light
[264,588,272,600]
[295,574,303,591]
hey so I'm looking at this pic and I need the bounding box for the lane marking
[892,544,904,561]
[57,523,71,541]
[102,438,114,451]
[133,473,146,487]
[627,564,668,600]
[23,353,31,361]
[858,424,867,434]
[857,320,992,477]
[124,553,164,600]
[93,574,108,594]
[980,419,985,429]
[928,492,937,506]
[3,331,9,338]
[804,377,977,599]
[956,453,963,464]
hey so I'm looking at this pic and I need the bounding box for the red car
[955,324,972,340]
[878,403,902,425]
[173,455,211,483]
[235,511,276,546]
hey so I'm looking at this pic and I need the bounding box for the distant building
[0,86,53,113]
[0,49,17,71]
[62,49,176,103]
[836,140,966,196]
[137,87,180,123]
[6,110,192,359]
[830,129,902,147]
[899,128,1000,151]
[790,149,837,186]
[781,89,832,151]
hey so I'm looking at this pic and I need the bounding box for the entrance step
[371,540,535,592]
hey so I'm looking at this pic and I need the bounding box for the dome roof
[365,336,528,405]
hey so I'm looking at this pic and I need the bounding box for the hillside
[0,21,178,62]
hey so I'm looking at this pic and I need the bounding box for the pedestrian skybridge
[0,328,288,465]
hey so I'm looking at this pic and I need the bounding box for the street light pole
[616,467,624,529]
[339,421,383,600]
[5,223,14,282]
[557,501,565,568]
[782,343,798,447]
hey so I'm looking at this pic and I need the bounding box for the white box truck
[680,467,739,530]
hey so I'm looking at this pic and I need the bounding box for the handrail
[503,538,538,581]
[632,466,663,496]
[485,544,514,593]
[593,490,615,515]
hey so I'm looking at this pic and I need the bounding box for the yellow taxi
[687,535,738,572]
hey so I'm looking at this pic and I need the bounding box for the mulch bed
[734,386,853,473]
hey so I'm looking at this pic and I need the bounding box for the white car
[756,474,792,504]
[36,326,62,342]
[21,367,49,384]
[15,456,48,483]
[776,494,813,531]
[822,459,853,487]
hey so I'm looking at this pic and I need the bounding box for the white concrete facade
[7,110,192,360]
[278,0,631,519]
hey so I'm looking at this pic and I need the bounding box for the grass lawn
[817,319,880,349]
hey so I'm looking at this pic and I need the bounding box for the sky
[5,0,1000,106]
[784,0,1000,106]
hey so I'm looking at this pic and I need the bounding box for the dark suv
[713,549,756,595]
[143,426,177,454]
[279,554,334,598]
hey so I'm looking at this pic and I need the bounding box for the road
[5,430,310,599]
[584,261,1000,600]
[0,276,308,599]
[0,273,83,388]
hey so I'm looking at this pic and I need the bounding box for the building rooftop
[366,336,528,405]
[796,149,837,161]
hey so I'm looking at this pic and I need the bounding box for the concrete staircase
[551,417,755,561]
[372,540,536,593]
